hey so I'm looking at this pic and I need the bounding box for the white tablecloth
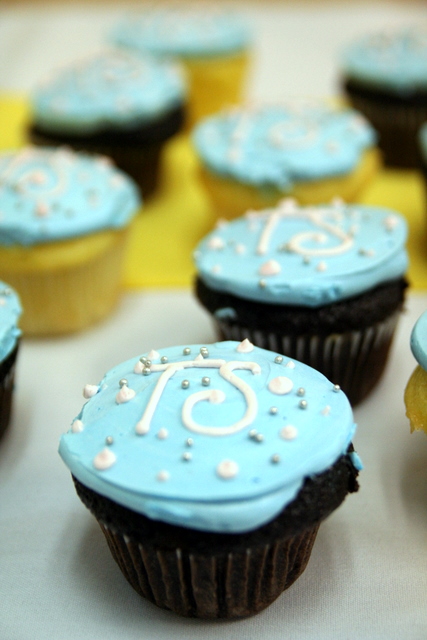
[1,2,427,639]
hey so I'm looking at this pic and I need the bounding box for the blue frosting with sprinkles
[192,103,377,190]
[59,341,357,534]
[342,27,427,94]
[410,311,427,372]
[0,146,141,246]
[194,200,408,307]
[31,49,186,135]
[0,283,21,361]
[111,6,249,58]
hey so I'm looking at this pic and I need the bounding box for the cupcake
[0,146,140,336]
[0,283,21,441]
[59,340,360,619]
[341,27,427,168]
[29,49,186,198]
[405,310,427,432]
[194,199,408,405]
[192,102,380,219]
[111,5,250,127]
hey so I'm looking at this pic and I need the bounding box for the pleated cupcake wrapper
[345,90,427,167]
[0,344,19,440]
[98,521,319,619]
[215,311,400,405]
[3,232,128,336]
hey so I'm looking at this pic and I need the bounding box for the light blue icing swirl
[31,50,186,135]
[0,283,21,361]
[194,200,408,307]
[192,103,377,190]
[58,341,356,533]
[410,311,427,371]
[0,147,141,246]
[342,27,427,94]
[111,6,249,58]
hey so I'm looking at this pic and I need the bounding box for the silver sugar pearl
[255,433,264,443]
[299,399,308,409]
[259,279,267,288]
[182,452,192,462]
[271,454,281,464]
[303,256,311,265]
[269,406,278,415]
[274,355,283,364]
[333,384,341,393]
[200,347,209,358]
[139,356,148,364]
[297,387,306,397]
[160,356,168,364]
[183,347,191,355]
[185,437,194,447]
[248,429,258,439]
[119,378,128,387]
[202,376,210,386]
[181,380,190,389]
[143,367,151,376]
[105,436,114,446]
[144,359,152,368]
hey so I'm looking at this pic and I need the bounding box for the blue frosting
[59,341,356,534]
[31,50,186,135]
[342,27,427,94]
[192,103,377,190]
[194,200,408,307]
[0,283,21,361]
[111,6,249,58]
[410,311,427,371]
[0,147,141,246]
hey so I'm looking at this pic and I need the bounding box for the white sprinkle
[216,459,239,479]
[322,405,331,416]
[156,470,170,482]
[285,361,296,369]
[316,261,327,272]
[259,259,281,276]
[208,236,225,250]
[93,448,116,470]
[71,419,84,433]
[280,425,298,440]
[116,385,136,404]
[236,338,254,353]
[83,384,99,399]
[384,215,398,231]
[268,376,294,395]
[157,428,169,440]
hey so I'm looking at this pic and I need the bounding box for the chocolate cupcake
[341,27,427,168]
[194,199,408,405]
[0,283,21,441]
[29,49,186,198]
[59,340,360,619]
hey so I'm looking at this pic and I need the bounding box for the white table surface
[1,2,427,639]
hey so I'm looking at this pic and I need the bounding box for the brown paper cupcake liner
[0,343,19,440]
[98,520,319,619]
[215,311,400,405]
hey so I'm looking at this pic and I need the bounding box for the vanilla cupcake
[192,102,380,219]
[111,5,250,127]
[194,199,408,405]
[0,146,140,335]
[59,340,360,619]
[29,49,186,198]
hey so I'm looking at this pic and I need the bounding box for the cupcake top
[59,340,357,533]
[410,311,427,371]
[192,103,376,191]
[111,5,249,58]
[31,49,186,136]
[342,27,427,94]
[194,199,408,307]
[0,283,21,360]
[0,146,141,246]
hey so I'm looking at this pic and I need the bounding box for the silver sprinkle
[255,433,264,443]
[333,384,341,393]
[182,452,192,462]
[200,347,209,358]
[144,359,152,368]
[269,406,278,415]
[271,454,280,464]
[202,376,210,386]
[105,436,114,446]
[259,279,267,288]
[119,378,128,387]
[181,380,190,389]
[139,356,147,364]
[183,347,191,355]
[303,256,311,265]
[274,356,283,364]
[185,437,194,447]
[143,368,151,376]
[299,400,308,409]
[297,387,305,397]
[248,429,258,439]
[160,356,168,364]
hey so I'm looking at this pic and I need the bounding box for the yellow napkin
[1,95,426,290]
